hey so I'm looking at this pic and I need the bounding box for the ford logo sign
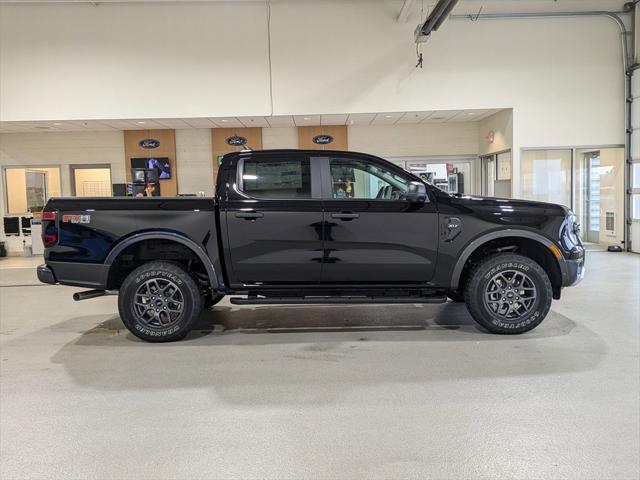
[139,138,160,149]
[312,134,333,145]
[226,135,247,146]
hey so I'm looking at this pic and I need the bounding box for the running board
[229,295,447,305]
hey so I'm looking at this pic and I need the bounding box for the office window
[242,157,311,198]
[521,150,572,207]
[4,167,61,214]
[330,158,408,200]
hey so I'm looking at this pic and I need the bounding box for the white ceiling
[0,109,504,133]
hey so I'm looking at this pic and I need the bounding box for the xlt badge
[442,217,462,242]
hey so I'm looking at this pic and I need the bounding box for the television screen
[130,157,171,179]
[147,158,171,179]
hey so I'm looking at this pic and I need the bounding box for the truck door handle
[235,211,264,220]
[331,212,359,220]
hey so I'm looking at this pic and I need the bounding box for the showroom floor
[0,250,638,479]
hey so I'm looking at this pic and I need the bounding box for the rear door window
[241,156,311,199]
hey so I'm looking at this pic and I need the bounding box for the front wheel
[118,261,203,342]
[464,253,552,334]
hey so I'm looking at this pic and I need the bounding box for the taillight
[42,234,58,247]
[41,210,58,247]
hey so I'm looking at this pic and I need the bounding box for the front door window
[329,158,408,200]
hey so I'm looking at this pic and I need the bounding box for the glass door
[578,152,602,243]
[481,155,496,196]
[574,147,624,247]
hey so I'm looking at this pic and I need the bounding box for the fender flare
[449,230,567,290]
[104,231,219,290]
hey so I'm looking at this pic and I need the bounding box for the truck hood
[443,194,571,220]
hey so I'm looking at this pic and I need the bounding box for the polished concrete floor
[0,251,638,479]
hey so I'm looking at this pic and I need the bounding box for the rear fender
[104,231,220,290]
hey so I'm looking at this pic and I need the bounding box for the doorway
[581,152,601,243]
[574,148,624,247]
[481,150,511,197]
[70,165,112,197]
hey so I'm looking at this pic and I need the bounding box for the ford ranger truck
[37,149,585,342]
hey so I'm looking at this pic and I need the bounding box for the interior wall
[348,122,479,158]
[123,129,177,196]
[262,127,298,149]
[211,127,263,183]
[0,2,271,121]
[175,129,215,196]
[478,110,513,156]
[298,125,348,151]
[0,1,626,200]
[0,130,124,251]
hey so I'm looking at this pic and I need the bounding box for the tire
[447,290,465,303]
[204,293,225,309]
[464,253,552,334]
[118,261,203,342]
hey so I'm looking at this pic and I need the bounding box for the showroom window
[521,149,572,207]
[521,147,625,247]
[3,166,62,214]
[390,156,474,195]
[330,158,408,200]
[71,165,112,197]
[241,157,311,199]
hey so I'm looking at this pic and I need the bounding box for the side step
[229,295,447,305]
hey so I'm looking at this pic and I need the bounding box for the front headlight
[568,212,580,236]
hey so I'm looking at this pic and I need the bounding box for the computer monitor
[132,168,146,184]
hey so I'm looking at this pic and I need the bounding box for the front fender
[449,229,568,290]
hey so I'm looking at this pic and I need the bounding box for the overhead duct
[415,0,460,43]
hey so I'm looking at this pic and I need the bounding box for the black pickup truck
[37,149,584,342]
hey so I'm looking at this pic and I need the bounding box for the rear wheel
[464,253,552,334]
[118,261,203,342]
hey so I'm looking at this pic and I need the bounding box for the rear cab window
[240,155,312,199]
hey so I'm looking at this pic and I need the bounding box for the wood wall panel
[124,129,177,196]
[211,127,263,182]
[297,125,348,151]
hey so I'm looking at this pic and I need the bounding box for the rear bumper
[37,261,109,289]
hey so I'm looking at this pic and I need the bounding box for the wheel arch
[450,230,567,297]
[104,231,219,290]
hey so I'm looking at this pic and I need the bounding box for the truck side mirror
[404,181,427,203]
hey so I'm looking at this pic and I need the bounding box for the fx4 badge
[62,214,91,224]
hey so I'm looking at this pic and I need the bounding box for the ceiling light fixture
[384,115,393,118]
[303,117,311,120]
[52,122,62,126]
[136,121,145,124]
[220,119,228,122]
